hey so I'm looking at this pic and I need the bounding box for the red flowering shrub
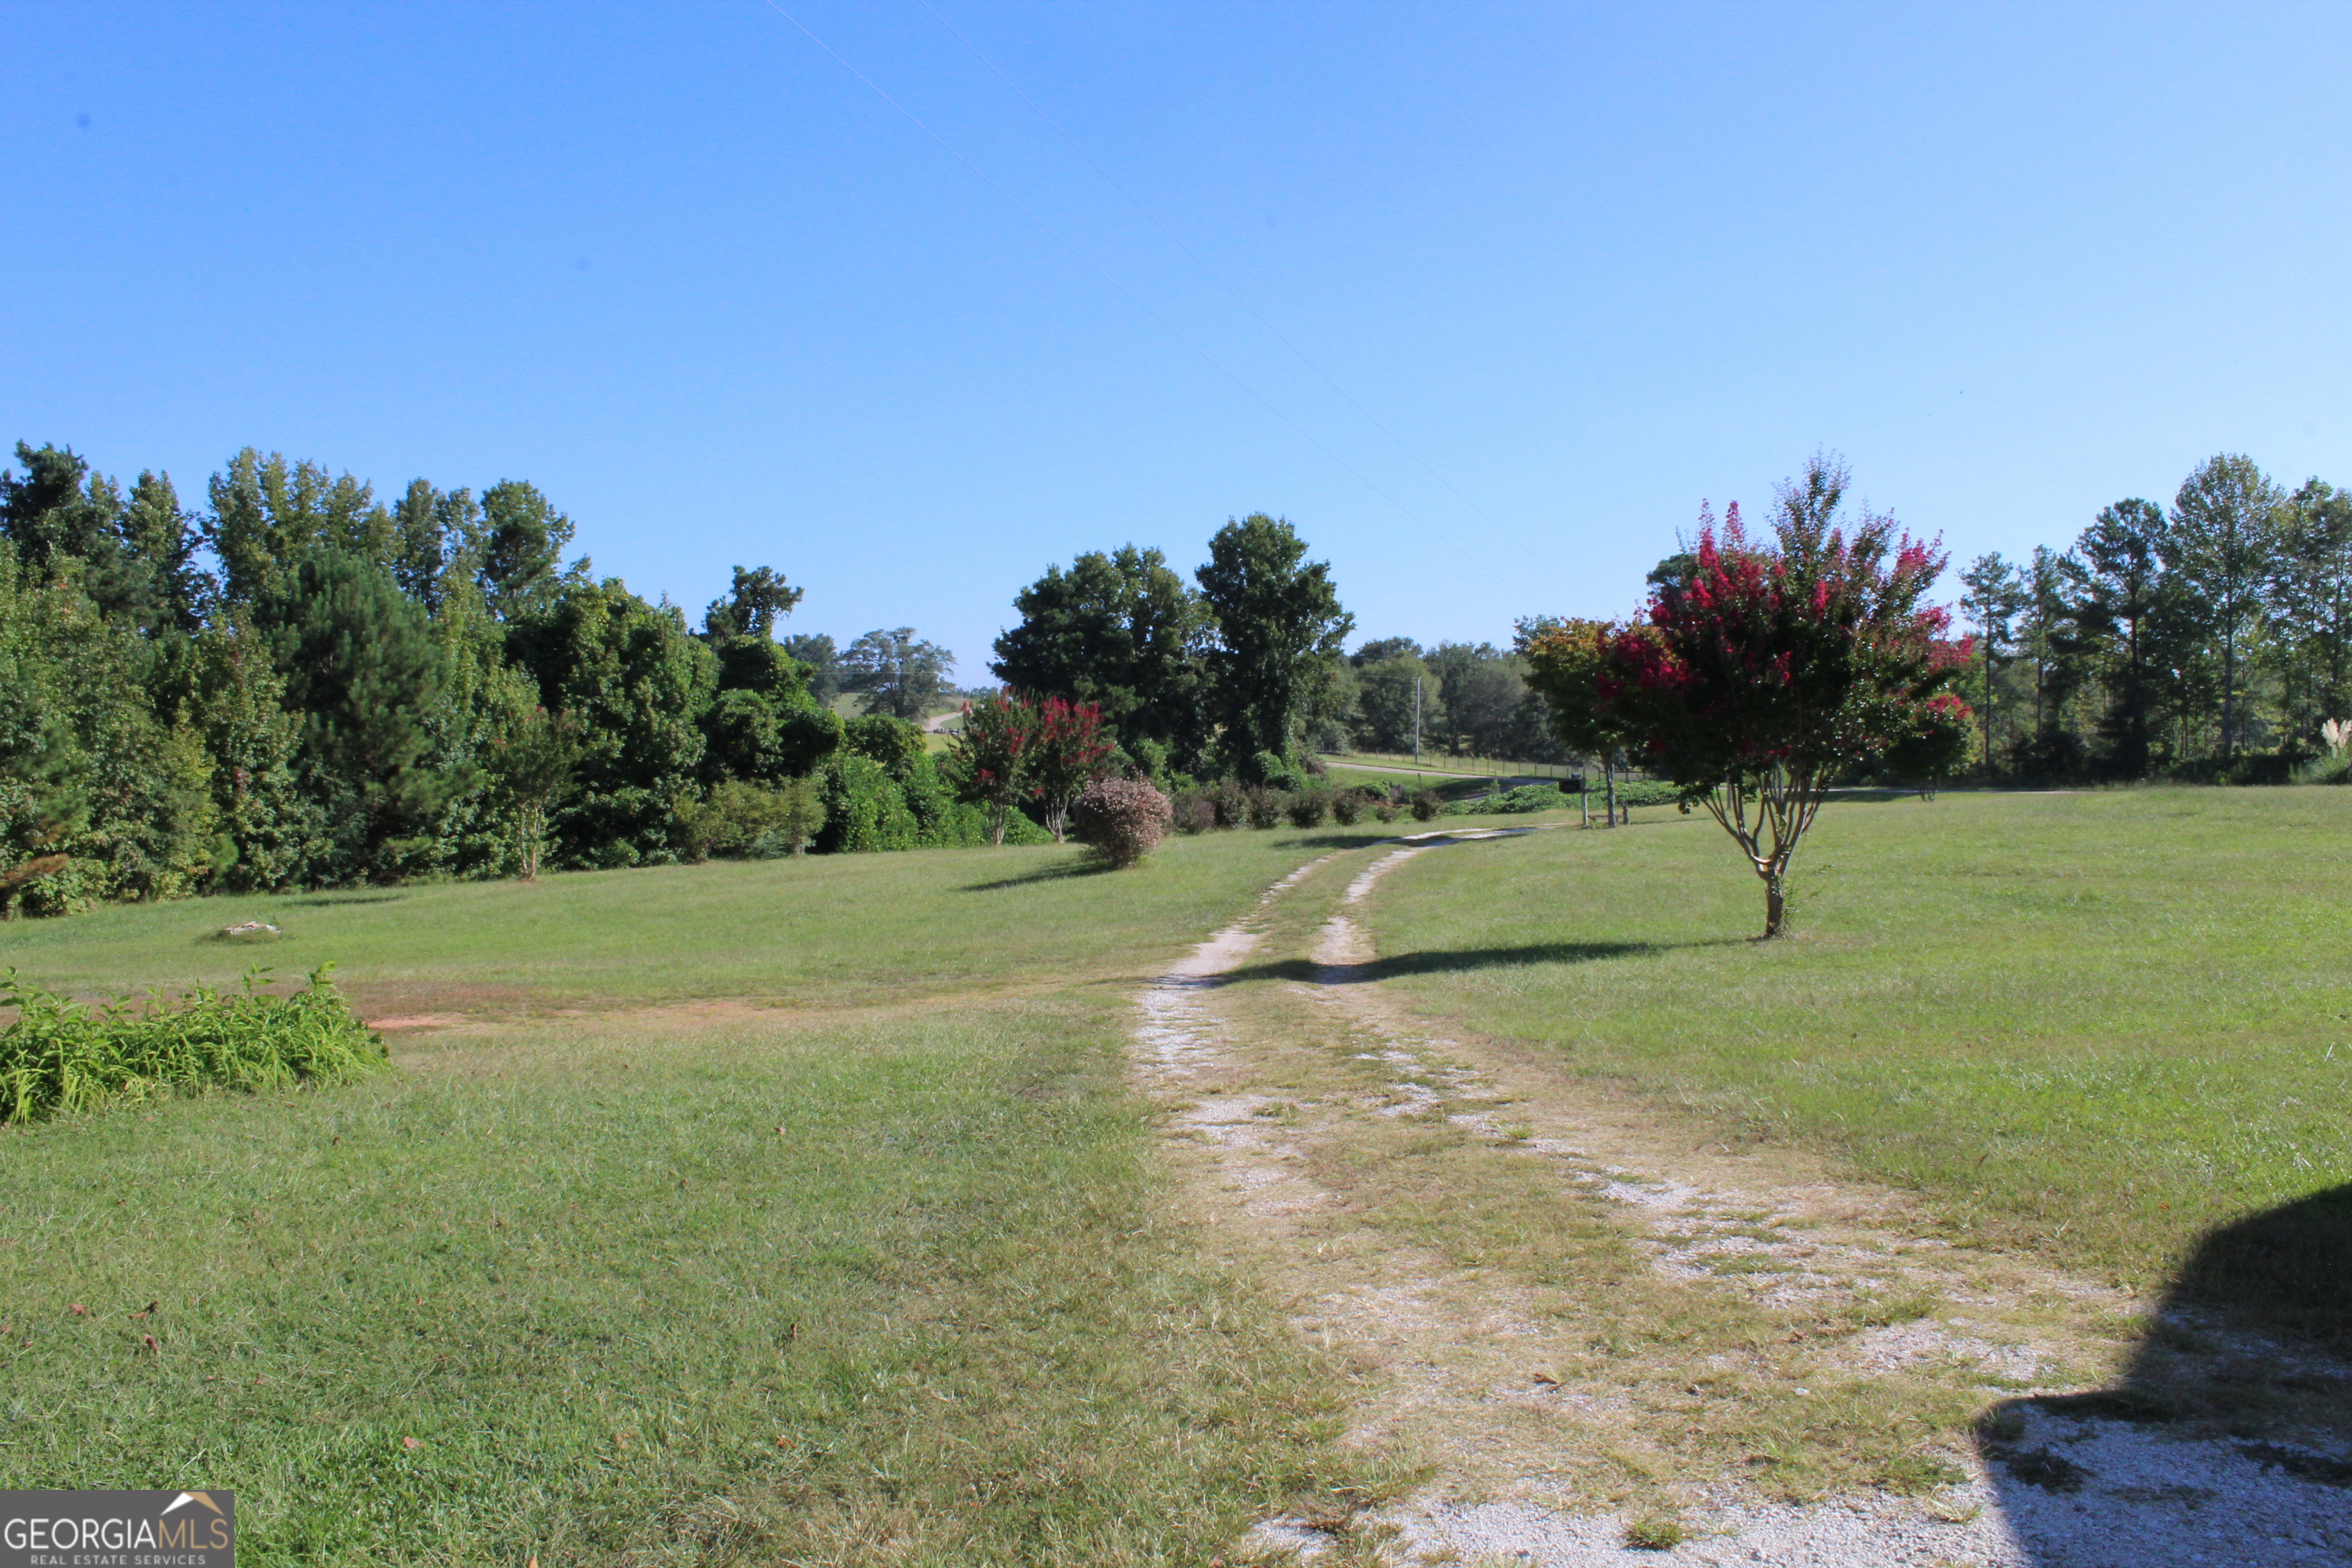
[1069,778,1173,867]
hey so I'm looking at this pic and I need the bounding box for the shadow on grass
[1222,939,1737,986]
[960,858,1115,893]
[1975,1184,2352,1563]
[1272,830,1413,851]
[283,893,407,907]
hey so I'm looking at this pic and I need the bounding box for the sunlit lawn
[0,829,1383,1016]
[1362,787,2352,1321]
[0,829,1397,1565]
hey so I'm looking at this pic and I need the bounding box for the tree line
[0,443,1379,916]
[0,441,1049,916]
[1959,452,2352,781]
[988,530,1562,772]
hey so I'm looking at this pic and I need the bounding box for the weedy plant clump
[1069,778,1174,867]
[0,965,388,1125]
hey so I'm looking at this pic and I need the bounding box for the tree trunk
[1762,869,1787,939]
[1604,758,1618,828]
[2222,629,2237,763]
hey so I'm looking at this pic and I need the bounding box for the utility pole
[1413,675,1422,765]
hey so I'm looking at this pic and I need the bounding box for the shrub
[1371,801,1398,823]
[677,779,825,859]
[897,752,995,848]
[1409,788,1442,822]
[1243,786,1285,829]
[1068,778,1172,867]
[1246,750,1313,792]
[0,965,387,1125]
[1169,789,1217,835]
[2297,750,2352,785]
[1128,737,1174,790]
[1285,789,1331,828]
[1445,782,1569,818]
[1330,790,1363,825]
[815,754,919,853]
[1206,778,1248,828]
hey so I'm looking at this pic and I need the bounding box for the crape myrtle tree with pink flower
[1027,697,1114,842]
[1524,455,1972,939]
[946,691,1114,845]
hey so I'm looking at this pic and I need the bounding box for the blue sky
[6,3,2348,677]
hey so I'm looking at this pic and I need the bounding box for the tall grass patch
[0,966,385,1124]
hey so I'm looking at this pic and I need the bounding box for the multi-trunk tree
[1532,456,1970,938]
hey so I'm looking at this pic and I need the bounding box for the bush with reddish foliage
[1069,778,1174,867]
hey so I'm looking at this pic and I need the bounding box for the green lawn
[0,830,1397,1565]
[0,830,1389,1017]
[9,787,2347,1562]
[1361,787,2352,1327]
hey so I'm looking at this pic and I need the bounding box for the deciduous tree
[842,627,955,721]
[946,691,1033,846]
[1026,697,1112,842]
[992,546,1208,765]
[1583,457,1969,938]
[1195,514,1352,773]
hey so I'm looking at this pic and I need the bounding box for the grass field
[0,831,1384,1016]
[5,788,2347,1561]
[0,831,1398,1566]
[1361,787,2352,1333]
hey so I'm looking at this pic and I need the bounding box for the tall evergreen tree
[1958,553,2026,774]
[174,622,320,891]
[2014,546,2092,776]
[260,550,452,880]
[2267,479,2352,745]
[2069,499,2174,777]
[2168,453,2284,761]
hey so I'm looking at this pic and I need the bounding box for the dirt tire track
[1134,833,2352,1568]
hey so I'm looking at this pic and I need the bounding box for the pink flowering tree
[1025,697,1113,842]
[946,692,1036,846]
[1587,456,1972,938]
